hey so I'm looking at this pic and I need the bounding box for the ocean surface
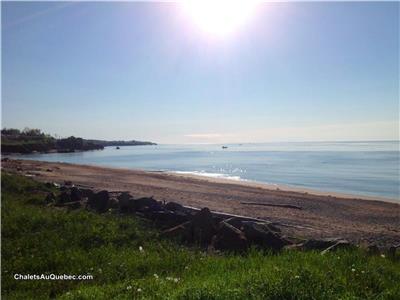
[12,141,399,200]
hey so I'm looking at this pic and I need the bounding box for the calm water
[13,141,400,200]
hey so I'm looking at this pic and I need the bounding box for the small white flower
[154,274,159,279]
[361,271,365,274]
[294,275,300,279]
[185,266,189,270]
[166,276,173,281]
[127,286,132,290]
[381,254,386,258]
[137,288,142,292]
[174,278,180,283]
[139,246,144,252]
[351,268,355,272]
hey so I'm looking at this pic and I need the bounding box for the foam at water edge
[173,171,244,181]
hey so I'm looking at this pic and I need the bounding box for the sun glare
[181,0,259,37]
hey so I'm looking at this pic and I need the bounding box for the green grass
[2,173,399,299]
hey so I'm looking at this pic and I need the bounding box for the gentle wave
[173,171,244,181]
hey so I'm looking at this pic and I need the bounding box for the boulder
[241,221,289,250]
[134,197,161,212]
[45,192,56,204]
[367,244,381,255]
[149,210,190,228]
[191,208,216,244]
[79,188,94,198]
[70,187,82,202]
[164,202,185,212]
[58,191,71,204]
[108,198,119,209]
[88,190,110,213]
[213,221,247,251]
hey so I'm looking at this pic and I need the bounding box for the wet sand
[3,159,400,246]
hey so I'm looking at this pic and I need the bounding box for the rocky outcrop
[44,183,379,253]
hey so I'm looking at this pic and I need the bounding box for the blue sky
[2,2,399,143]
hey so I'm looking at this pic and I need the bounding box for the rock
[70,187,82,202]
[164,202,185,212]
[45,192,56,204]
[149,210,190,228]
[119,199,136,213]
[241,221,289,250]
[108,198,119,209]
[301,238,348,251]
[58,191,71,204]
[46,168,53,172]
[79,188,94,198]
[213,221,247,251]
[388,245,399,258]
[367,244,381,255]
[191,208,216,244]
[88,190,109,213]
[58,201,81,210]
[134,197,160,212]
[161,221,192,241]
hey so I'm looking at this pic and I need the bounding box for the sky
[2,2,399,144]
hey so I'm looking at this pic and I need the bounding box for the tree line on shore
[1,127,156,154]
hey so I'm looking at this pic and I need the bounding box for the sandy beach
[3,159,400,247]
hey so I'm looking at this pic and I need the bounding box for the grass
[1,172,400,299]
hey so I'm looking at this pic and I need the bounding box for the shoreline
[167,170,399,204]
[5,156,398,203]
[2,158,400,247]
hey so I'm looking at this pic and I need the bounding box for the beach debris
[300,238,349,251]
[321,240,352,255]
[161,221,192,241]
[240,202,302,210]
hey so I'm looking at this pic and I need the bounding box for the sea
[11,141,400,201]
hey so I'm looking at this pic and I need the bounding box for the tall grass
[2,173,399,299]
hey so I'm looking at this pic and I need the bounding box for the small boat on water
[222,146,228,149]
[116,146,120,150]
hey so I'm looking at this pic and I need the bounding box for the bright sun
[181,0,259,37]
